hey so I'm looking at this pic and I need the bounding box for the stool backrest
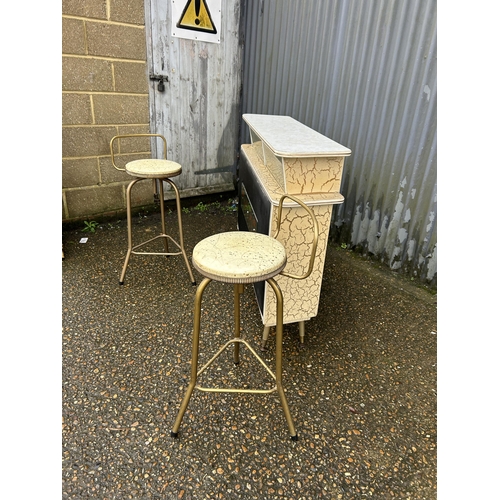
[274,194,319,281]
[109,134,167,171]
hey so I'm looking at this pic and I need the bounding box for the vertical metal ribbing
[240,0,437,284]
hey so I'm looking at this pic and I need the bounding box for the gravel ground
[62,196,437,499]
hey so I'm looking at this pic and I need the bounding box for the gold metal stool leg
[267,277,298,441]
[171,277,297,441]
[166,179,196,285]
[119,179,137,284]
[118,177,196,285]
[157,180,169,254]
[233,284,244,364]
[171,278,212,437]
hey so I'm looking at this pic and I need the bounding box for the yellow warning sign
[177,0,217,34]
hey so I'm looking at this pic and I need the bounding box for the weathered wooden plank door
[145,0,243,197]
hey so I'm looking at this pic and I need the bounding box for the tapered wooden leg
[261,326,271,351]
[299,321,305,346]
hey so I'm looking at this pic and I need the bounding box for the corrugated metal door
[145,0,242,197]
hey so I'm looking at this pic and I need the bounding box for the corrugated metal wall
[240,0,437,287]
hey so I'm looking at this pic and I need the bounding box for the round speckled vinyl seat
[125,159,182,178]
[171,194,319,442]
[110,134,195,286]
[192,231,287,284]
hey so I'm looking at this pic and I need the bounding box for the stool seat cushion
[125,159,182,178]
[192,231,287,284]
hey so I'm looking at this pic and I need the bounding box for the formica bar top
[243,114,351,158]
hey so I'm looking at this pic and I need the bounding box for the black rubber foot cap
[170,431,179,438]
[119,281,124,285]
[191,281,197,286]
[291,435,298,442]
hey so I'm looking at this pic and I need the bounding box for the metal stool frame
[171,194,319,441]
[110,134,196,286]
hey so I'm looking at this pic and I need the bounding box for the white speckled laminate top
[243,114,351,158]
[125,159,182,178]
[192,231,287,284]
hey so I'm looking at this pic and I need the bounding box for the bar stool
[171,194,318,441]
[109,134,196,286]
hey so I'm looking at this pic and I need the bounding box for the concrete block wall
[62,0,153,223]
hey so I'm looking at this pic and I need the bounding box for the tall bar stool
[110,134,196,286]
[171,194,318,441]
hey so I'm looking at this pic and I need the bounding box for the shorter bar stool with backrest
[170,194,319,441]
[110,134,196,286]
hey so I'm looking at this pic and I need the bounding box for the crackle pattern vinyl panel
[284,156,345,195]
[238,114,350,329]
[241,143,345,207]
[263,204,333,326]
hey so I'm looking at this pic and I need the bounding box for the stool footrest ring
[197,338,276,382]
[131,234,183,255]
[196,386,277,394]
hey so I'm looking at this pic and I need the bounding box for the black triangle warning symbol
[176,0,217,34]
